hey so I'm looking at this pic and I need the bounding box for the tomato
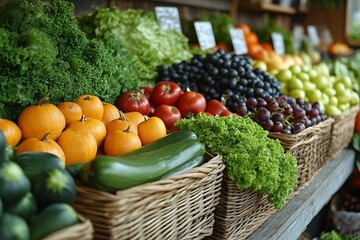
[115,90,150,115]
[177,91,206,118]
[153,104,182,129]
[140,86,153,102]
[221,109,233,116]
[355,111,360,133]
[205,99,227,116]
[151,81,182,106]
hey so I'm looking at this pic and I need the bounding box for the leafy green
[0,0,138,121]
[79,7,193,86]
[319,230,360,240]
[175,114,297,209]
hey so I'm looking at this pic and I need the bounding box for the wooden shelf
[239,1,296,14]
[247,148,356,240]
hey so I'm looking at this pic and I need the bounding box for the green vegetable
[65,163,84,179]
[0,161,30,209]
[0,131,6,166]
[318,230,359,240]
[79,7,193,86]
[6,192,37,222]
[0,0,138,120]
[175,114,298,210]
[0,213,29,240]
[160,155,205,180]
[29,203,77,240]
[13,152,64,183]
[32,168,76,208]
[81,138,205,192]
[5,145,14,162]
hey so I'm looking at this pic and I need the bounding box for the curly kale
[0,0,138,120]
[175,114,298,210]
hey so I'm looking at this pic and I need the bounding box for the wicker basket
[327,105,359,160]
[43,214,93,240]
[209,175,276,240]
[72,153,224,240]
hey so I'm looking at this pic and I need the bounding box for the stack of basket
[72,153,224,240]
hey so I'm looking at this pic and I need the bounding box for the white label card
[293,25,304,51]
[230,28,248,55]
[194,21,216,50]
[155,6,182,33]
[307,25,320,46]
[271,32,285,55]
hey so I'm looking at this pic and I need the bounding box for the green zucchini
[29,203,77,240]
[121,129,198,157]
[6,192,37,222]
[32,168,76,208]
[13,152,64,183]
[5,145,14,162]
[0,161,30,209]
[160,155,205,180]
[0,130,7,166]
[0,198,2,218]
[0,213,29,240]
[83,139,205,192]
[66,162,84,179]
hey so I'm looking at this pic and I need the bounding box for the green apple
[303,81,316,91]
[289,89,306,99]
[288,77,304,90]
[307,89,322,103]
[312,75,329,90]
[276,69,293,82]
[325,105,341,116]
[297,72,310,82]
[289,65,302,75]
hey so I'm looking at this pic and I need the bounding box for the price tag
[194,21,216,50]
[307,25,320,46]
[230,28,248,55]
[293,25,304,51]
[155,6,182,33]
[321,28,333,45]
[271,32,285,55]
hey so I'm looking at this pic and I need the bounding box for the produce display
[175,114,298,209]
[79,6,193,86]
[0,0,139,121]
[0,132,79,239]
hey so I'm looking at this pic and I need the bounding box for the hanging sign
[194,21,216,50]
[155,6,182,33]
[271,32,285,55]
[307,25,320,46]
[229,28,248,55]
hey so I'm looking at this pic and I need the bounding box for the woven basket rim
[332,105,359,121]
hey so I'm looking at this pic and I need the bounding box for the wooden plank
[248,148,356,240]
[237,0,296,15]
[149,0,231,11]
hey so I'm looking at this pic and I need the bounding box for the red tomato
[355,111,360,133]
[151,81,182,106]
[177,91,207,118]
[115,90,150,115]
[205,99,227,116]
[221,109,233,116]
[140,86,153,102]
[153,104,182,128]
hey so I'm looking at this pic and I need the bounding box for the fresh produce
[205,99,233,116]
[124,111,147,126]
[68,115,106,147]
[318,230,358,240]
[56,128,97,166]
[0,119,22,148]
[15,133,66,164]
[151,81,182,106]
[80,7,192,85]
[160,155,205,180]
[103,130,142,156]
[32,168,76,208]
[75,95,104,120]
[29,203,77,240]
[12,152,65,183]
[137,116,167,145]
[0,0,138,121]
[56,102,83,127]
[0,213,30,240]
[116,90,151,116]
[106,112,138,135]
[156,50,281,113]
[275,63,360,116]
[101,102,121,126]
[6,192,37,221]
[235,95,327,134]
[0,131,7,166]
[0,161,31,209]
[17,97,66,141]
[153,105,182,129]
[80,130,205,191]
[175,114,297,209]
[176,91,207,118]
